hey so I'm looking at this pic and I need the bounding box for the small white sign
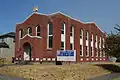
[56,50,76,61]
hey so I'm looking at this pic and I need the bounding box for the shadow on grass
[95,64,120,73]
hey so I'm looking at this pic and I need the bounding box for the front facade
[15,12,107,62]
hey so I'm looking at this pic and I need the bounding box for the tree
[104,24,120,58]
[114,24,120,32]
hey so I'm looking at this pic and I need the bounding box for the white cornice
[20,34,42,40]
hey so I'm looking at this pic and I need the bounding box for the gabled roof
[17,11,105,33]
[0,32,15,38]
[0,42,9,48]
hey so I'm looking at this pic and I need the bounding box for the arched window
[86,31,89,40]
[86,30,89,57]
[80,29,83,39]
[61,23,65,34]
[70,25,74,50]
[36,26,40,36]
[28,27,32,35]
[61,22,66,50]
[80,29,83,56]
[95,35,98,57]
[47,22,53,48]
[70,25,74,37]
[91,33,94,57]
[103,38,105,57]
[99,36,102,57]
[18,29,23,48]
[19,29,23,38]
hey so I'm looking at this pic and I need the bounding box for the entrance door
[23,42,32,61]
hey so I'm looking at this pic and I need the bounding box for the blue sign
[57,50,76,61]
[57,50,74,56]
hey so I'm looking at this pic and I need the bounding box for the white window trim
[19,30,21,39]
[86,46,89,57]
[99,37,102,57]
[80,45,83,56]
[36,26,40,36]
[27,28,30,34]
[70,26,74,50]
[80,29,83,56]
[86,31,89,57]
[103,38,105,57]
[96,35,98,57]
[36,26,37,36]
[27,28,32,35]
[63,23,66,50]
[47,23,53,49]
[91,34,94,57]
[19,29,23,39]
[80,29,83,39]
[61,41,65,50]
[61,23,66,50]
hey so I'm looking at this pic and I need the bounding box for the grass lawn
[113,78,120,80]
[0,63,113,80]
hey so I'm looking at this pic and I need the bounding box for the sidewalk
[88,73,120,80]
[0,74,24,80]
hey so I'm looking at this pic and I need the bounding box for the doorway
[23,42,32,61]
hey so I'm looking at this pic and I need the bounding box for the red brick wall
[15,13,107,62]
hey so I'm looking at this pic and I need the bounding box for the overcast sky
[0,0,120,34]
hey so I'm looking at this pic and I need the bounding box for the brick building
[15,11,107,62]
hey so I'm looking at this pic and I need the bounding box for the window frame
[86,30,89,40]
[47,22,53,49]
[70,25,74,37]
[80,29,83,39]
[36,25,41,37]
[95,35,98,57]
[27,27,32,35]
[80,45,83,56]
[19,29,23,38]
[61,22,66,50]
[91,33,94,57]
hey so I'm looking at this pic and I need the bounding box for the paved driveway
[88,73,120,80]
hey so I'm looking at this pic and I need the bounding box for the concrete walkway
[0,73,120,80]
[0,74,24,80]
[88,73,120,80]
